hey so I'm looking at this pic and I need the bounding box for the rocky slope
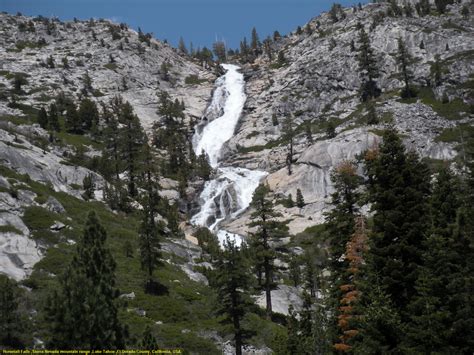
[219,0,474,235]
[0,13,216,280]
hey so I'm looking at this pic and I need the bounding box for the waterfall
[191,64,267,246]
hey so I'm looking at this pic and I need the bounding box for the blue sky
[1,0,364,49]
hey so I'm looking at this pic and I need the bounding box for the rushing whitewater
[194,64,247,167]
[191,64,267,246]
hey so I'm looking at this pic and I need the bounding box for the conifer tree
[44,212,126,349]
[357,27,380,101]
[140,326,158,350]
[363,129,430,323]
[139,193,164,293]
[247,184,288,319]
[178,36,188,55]
[405,166,474,352]
[213,41,226,62]
[282,116,294,175]
[64,102,80,133]
[324,161,362,344]
[250,27,261,55]
[212,238,252,355]
[0,276,23,348]
[333,217,368,352]
[120,102,146,197]
[366,101,379,125]
[102,104,122,180]
[37,107,48,129]
[78,98,99,133]
[296,188,305,208]
[396,37,415,98]
[48,102,60,132]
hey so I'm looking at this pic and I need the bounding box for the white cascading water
[191,64,267,246]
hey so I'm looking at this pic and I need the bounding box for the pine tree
[282,116,294,175]
[48,102,60,132]
[140,326,158,350]
[333,217,368,352]
[366,101,379,125]
[196,150,212,180]
[326,120,336,138]
[0,276,23,348]
[78,98,99,132]
[102,104,122,180]
[178,36,188,55]
[213,41,226,62]
[363,129,430,322]
[251,27,261,55]
[430,54,444,87]
[120,102,145,197]
[296,188,305,208]
[324,161,362,345]
[139,193,164,293]
[405,166,473,352]
[212,238,252,355]
[44,212,126,349]
[37,107,48,129]
[46,55,55,68]
[396,37,415,98]
[247,184,288,319]
[82,173,95,200]
[64,102,80,133]
[357,27,380,101]
[12,74,27,94]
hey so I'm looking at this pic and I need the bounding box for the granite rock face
[219,1,473,235]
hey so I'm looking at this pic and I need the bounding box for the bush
[184,74,206,85]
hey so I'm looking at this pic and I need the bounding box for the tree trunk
[264,258,272,320]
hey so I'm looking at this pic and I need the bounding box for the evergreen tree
[48,102,60,132]
[277,50,286,67]
[363,129,430,325]
[82,173,95,200]
[282,116,294,175]
[333,217,368,352]
[101,104,122,180]
[405,166,474,352]
[247,184,289,319]
[296,188,305,208]
[213,41,226,62]
[64,102,80,133]
[178,36,188,55]
[366,101,379,125]
[396,37,415,98]
[0,276,23,348]
[44,212,126,349]
[326,120,336,138]
[196,150,212,180]
[324,161,362,344]
[212,238,253,355]
[37,107,48,129]
[430,54,444,87]
[78,98,99,133]
[250,27,261,56]
[46,55,55,68]
[139,193,164,293]
[120,102,146,197]
[357,27,380,101]
[139,326,158,350]
[12,74,27,94]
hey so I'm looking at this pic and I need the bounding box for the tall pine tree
[44,212,126,349]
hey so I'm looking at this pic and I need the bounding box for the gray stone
[45,196,66,214]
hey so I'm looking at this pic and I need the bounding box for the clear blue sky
[1,0,364,49]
